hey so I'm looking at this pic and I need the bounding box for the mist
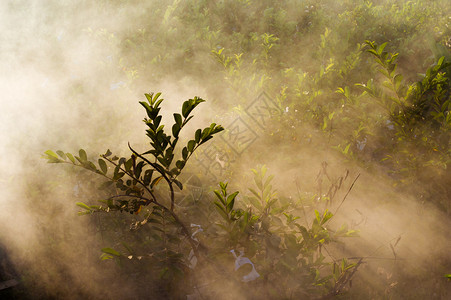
[1,0,450,299]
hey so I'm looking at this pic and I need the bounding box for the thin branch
[334,173,360,216]
[105,193,203,259]
[102,155,158,204]
[128,143,176,211]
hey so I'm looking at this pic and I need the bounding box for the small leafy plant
[204,166,361,299]
[43,92,223,297]
[44,92,223,215]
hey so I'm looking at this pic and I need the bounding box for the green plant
[205,166,361,299]
[355,41,451,209]
[43,92,223,297]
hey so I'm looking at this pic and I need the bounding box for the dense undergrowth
[3,0,450,299]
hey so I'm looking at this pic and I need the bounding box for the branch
[128,143,176,211]
[334,173,360,216]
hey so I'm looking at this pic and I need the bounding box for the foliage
[44,93,223,297]
[207,166,361,298]
[37,0,451,298]
[44,94,363,298]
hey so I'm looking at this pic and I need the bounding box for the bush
[44,92,362,299]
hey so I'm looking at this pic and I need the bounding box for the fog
[1,0,450,299]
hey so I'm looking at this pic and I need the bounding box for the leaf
[66,153,75,163]
[76,202,91,211]
[151,176,163,188]
[98,159,108,174]
[113,171,125,180]
[214,190,226,205]
[173,179,183,190]
[44,150,60,161]
[394,74,403,91]
[56,150,66,160]
[124,158,133,172]
[44,150,59,159]
[182,101,190,118]
[100,254,114,260]
[248,195,263,211]
[298,225,310,241]
[101,247,121,256]
[200,135,213,144]
[79,149,87,161]
[195,129,202,143]
[321,209,333,225]
[226,191,239,212]
[85,161,98,172]
[176,160,185,170]
[315,210,321,223]
[173,113,182,125]
[187,140,196,152]
[172,123,181,137]
[377,42,387,55]
[182,147,188,160]
[104,149,112,157]
[214,202,229,220]
[144,93,153,104]
[135,161,144,178]
[201,128,211,140]
[343,143,351,154]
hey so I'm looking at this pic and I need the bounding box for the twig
[128,143,176,211]
[334,173,360,216]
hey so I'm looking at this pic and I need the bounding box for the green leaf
[144,93,153,104]
[174,113,182,125]
[155,98,164,108]
[226,191,239,212]
[321,210,333,225]
[98,158,108,174]
[113,171,125,180]
[377,42,387,55]
[143,169,154,186]
[214,190,226,205]
[66,153,75,163]
[214,202,229,220]
[104,149,112,157]
[101,247,121,256]
[394,74,403,91]
[124,158,133,172]
[76,202,91,211]
[315,210,321,223]
[248,196,263,211]
[176,160,185,170]
[173,179,183,190]
[201,128,211,140]
[44,150,58,159]
[182,101,190,118]
[343,143,351,154]
[100,253,114,260]
[56,150,66,160]
[140,101,153,118]
[182,147,188,160]
[172,123,181,137]
[248,188,261,199]
[151,176,163,188]
[79,149,87,161]
[187,140,196,152]
[195,129,202,143]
